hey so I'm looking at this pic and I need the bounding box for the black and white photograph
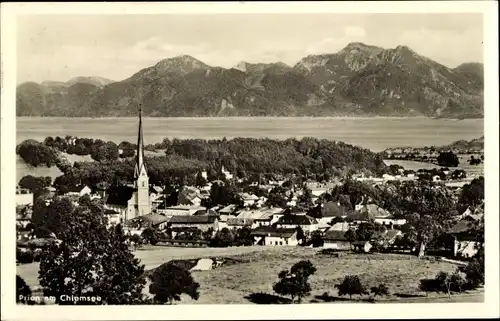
[1,1,499,320]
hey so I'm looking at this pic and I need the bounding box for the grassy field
[17,246,483,304]
[179,247,479,304]
[384,156,483,176]
[16,245,272,290]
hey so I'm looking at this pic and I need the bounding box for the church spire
[134,105,146,179]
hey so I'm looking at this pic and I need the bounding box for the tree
[370,283,390,298]
[266,186,288,208]
[38,198,146,305]
[17,275,34,305]
[31,196,75,237]
[295,226,305,244]
[141,228,159,245]
[458,177,484,208]
[344,229,357,250]
[210,228,234,247]
[18,175,52,199]
[297,186,314,208]
[16,139,60,167]
[195,172,208,188]
[335,275,367,300]
[234,227,254,246]
[120,148,135,158]
[310,230,324,247]
[148,262,200,304]
[388,180,458,257]
[463,248,484,289]
[437,151,459,167]
[273,260,317,303]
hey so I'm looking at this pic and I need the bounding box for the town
[15,110,485,305]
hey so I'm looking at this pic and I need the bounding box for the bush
[370,283,390,297]
[335,275,368,299]
[420,270,468,297]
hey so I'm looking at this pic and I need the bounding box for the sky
[16,13,483,84]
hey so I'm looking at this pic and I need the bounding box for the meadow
[186,247,470,304]
[17,245,483,304]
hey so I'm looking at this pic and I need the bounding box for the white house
[322,230,351,250]
[239,193,260,207]
[251,227,299,246]
[276,215,319,233]
[65,185,92,197]
[16,187,34,206]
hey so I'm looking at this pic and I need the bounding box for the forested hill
[17,42,483,118]
[16,137,387,187]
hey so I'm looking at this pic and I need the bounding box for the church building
[105,107,152,222]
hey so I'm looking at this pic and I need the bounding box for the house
[218,204,238,216]
[353,240,373,253]
[276,215,319,232]
[446,220,480,258]
[65,184,92,197]
[168,215,219,233]
[354,204,406,226]
[217,214,231,230]
[104,208,121,226]
[226,217,253,229]
[105,186,137,220]
[177,188,203,206]
[16,187,34,206]
[317,202,350,225]
[251,226,298,246]
[221,166,233,180]
[322,230,351,250]
[16,205,33,240]
[329,221,350,232]
[133,213,170,230]
[251,208,277,228]
[239,193,260,207]
[157,205,207,217]
[376,229,403,249]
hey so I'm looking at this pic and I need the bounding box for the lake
[16,117,483,181]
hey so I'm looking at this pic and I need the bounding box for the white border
[1,2,499,320]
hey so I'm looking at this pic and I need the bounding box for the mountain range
[16,42,484,118]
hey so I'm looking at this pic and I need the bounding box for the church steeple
[134,105,146,179]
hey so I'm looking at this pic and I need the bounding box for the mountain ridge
[16,42,483,118]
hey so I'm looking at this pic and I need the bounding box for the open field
[16,245,272,290]
[383,156,483,176]
[17,246,483,304]
[177,247,479,304]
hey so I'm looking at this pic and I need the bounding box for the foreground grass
[180,247,473,304]
[17,245,271,290]
[17,246,483,304]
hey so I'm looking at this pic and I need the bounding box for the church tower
[132,105,151,218]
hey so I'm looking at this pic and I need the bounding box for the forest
[17,136,388,191]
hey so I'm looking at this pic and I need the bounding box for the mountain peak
[154,55,210,75]
[395,45,415,54]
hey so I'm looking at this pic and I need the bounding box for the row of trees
[272,255,484,304]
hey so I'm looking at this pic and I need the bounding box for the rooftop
[169,215,217,224]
